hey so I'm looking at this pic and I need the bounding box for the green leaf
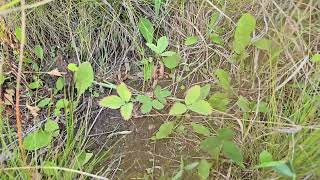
[154,85,171,104]
[43,161,57,176]
[160,51,176,57]
[99,96,125,109]
[75,152,94,169]
[67,63,78,72]
[200,84,211,100]
[172,157,184,180]
[138,18,154,43]
[209,33,223,45]
[191,123,211,136]
[200,136,222,158]
[233,13,256,54]
[253,101,269,113]
[34,45,44,60]
[188,100,212,115]
[185,36,198,46]
[29,80,43,89]
[120,102,133,120]
[311,54,320,62]
[141,102,153,114]
[153,121,175,140]
[37,98,51,108]
[254,38,272,51]
[208,92,229,112]
[236,96,250,112]
[15,27,22,42]
[184,162,199,171]
[136,95,152,103]
[23,130,52,150]
[44,119,60,137]
[259,150,273,164]
[155,0,161,18]
[185,85,201,105]
[215,69,231,91]
[208,12,220,30]
[169,102,187,115]
[146,43,159,53]
[156,36,169,54]
[152,99,164,110]
[273,163,295,177]
[117,83,132,102]
[162,53,180,69]
[75,62,94,97]
[222,141,244,167]
[55,77,64,92]
[197,159,212,180]
[217,128,234,141]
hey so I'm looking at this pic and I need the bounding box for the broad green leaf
[43,161,57,176]
[233,13,256,54]
[188,100,212,115]
[311,54,320,62]
[208,92,229,112]
[55,99,69,109]
[155,0,161,18]
[184,162,199,171]
[37,98,51,108]
[146,43,159,53]
[200,136,222,158]
[67,63,78,72]
[156,36,169,54]
[34,45,44,60]
[29,80,43,89]
[23,130,52,150]
[273,163,295,177]
[138,18,154,43]
[136,95,152,103]
[44,119,60,137]
[257,160,287,168]
[185,36,198,46]
[116,83,132,102]
[55,77,64,92]
[254,38,272,51]
[200,84,211,100]
[153,121,175,140]
[197,159,212,180]
[185,85,201,105]
[215,69,231,91]
[253,101,269,113]
[75,152,94,169]
[160,51,176,57]
[259,150,273,163]
[191,123,211,136]
[15,27,22,42]
[169,102,187,115]
[154,85,171,104]
[141,102,153,114]
[217,128,234,141]
[99,96,124,109]
[222,141,244,167]
[120,102,133,120]
[75,62,94,97]
[236,96,250,112]
[163,53,180,69]
[209,33,223,45]
[152,99,164,110]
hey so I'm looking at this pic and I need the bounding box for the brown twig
[15,0,26,161]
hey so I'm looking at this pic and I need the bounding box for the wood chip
[47,68,67,77]
[26,103,40,118]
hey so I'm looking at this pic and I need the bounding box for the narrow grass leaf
[99,96,124,109]
[138,18,154,43]
[191,123,211,136]
[117,83,132,102]
[120,102,133,120]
